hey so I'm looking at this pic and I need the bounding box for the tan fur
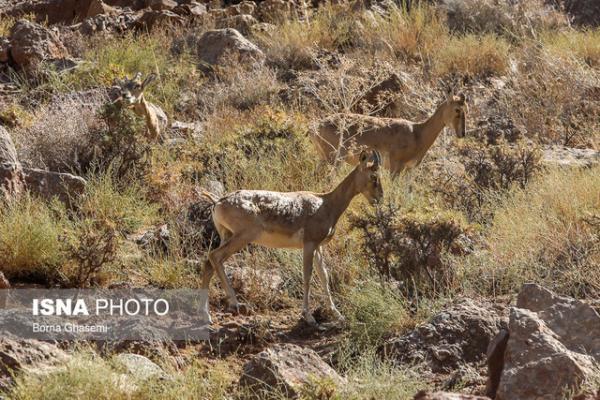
[115,72,167,141]
[201,151,383,325]
[313,93,467,175]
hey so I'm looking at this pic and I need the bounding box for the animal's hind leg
[201,224,232,290]
[207,229,257,314]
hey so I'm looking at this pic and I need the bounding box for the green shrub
[350,196,470,298]
[342,280,412,350]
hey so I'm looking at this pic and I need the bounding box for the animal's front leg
[302,243,317,325]
[314,248,344,321]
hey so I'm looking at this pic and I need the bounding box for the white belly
[253,229,304,249]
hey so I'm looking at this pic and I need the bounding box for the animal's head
[356,150,383,205]
[114,72,157,107]
[443,92,468,138]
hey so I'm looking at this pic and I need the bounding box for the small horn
[372,150,382,166]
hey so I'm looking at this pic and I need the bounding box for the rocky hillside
[0,0,599,399]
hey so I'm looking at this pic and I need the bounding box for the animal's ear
[142,73,157,88]
[456,92,466,104]
[359,150,369,165]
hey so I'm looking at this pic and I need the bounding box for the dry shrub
[12,92,106,172]
[196,59,283,114]
[432,34,510,79]
[359,3,447,62]
[500,50,600,147]
[256,3,355,70]
[190,108,325,192]
[444,0,567,39]
[350,199,470,298]
[433,138,542,221]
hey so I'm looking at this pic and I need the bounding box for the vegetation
[0,0,598,398]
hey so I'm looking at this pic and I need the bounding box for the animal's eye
[456,109,461,115]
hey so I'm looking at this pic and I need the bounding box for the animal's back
[213,190,324,248]
[315,113,416,162]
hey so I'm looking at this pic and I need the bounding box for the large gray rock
[239,343,345,398]
[23,168,86,205]
[0,337,71,389]
[496,284,600,400]
[196,28,264,67]
[0,125,23,198]
[216,14,258,36]
[135,10,185,31]
[384,299,507,373]
[9,20,69,72]
[115,353,165,381]
[542,145,599,168]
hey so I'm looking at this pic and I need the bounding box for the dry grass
[543,29,600,68]
[432,34,510,78]
[0,196,67,280]
[462,166,600,298]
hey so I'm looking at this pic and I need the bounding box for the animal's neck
[133,97,160,139]
[414,102,448,153]
[323,168,360,225]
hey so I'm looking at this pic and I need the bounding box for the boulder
[79,12,138,36]
[22,168,86,205]
[237,1,257,16]
[147,0,178,11]
[495,284,600,400]
[239,343,345,398]
[383,299,507,373]
[352,72,407,117]
[258,0,293,23]
[0,337,71,389]
[9,20,69,72]
[413,392,491,400]
[216,14,258,36]
[2,0,106,24]
[228,266,283,298]
[115,353,166,381]
[84,0,117,18]
[172,2,207,17]
[542,145,599,168]
[195,28,264,67]
[136,10,185,31]
[0,126,23,198]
